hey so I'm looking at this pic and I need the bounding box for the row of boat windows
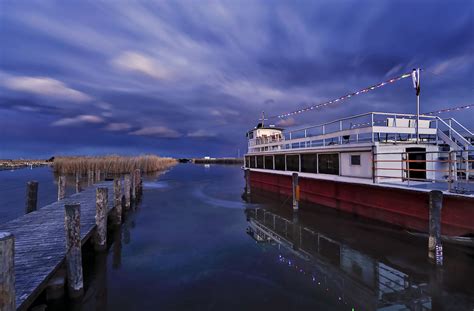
[245,153,342,175]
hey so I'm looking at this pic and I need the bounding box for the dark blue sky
[1,1,473,158]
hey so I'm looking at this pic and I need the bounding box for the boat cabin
[245,112,473,192]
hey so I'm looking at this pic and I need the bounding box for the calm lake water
[1,164,473,310]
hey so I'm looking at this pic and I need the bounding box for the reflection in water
[245,207,470,311]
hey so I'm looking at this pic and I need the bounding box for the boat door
[406,147,426,180]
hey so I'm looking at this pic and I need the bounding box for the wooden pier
[0,169,143,311]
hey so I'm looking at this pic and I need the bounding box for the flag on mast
[412,68,420,96]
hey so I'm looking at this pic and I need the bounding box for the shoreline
[0,160,52,171]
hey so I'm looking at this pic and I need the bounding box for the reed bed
[53,155,177,175]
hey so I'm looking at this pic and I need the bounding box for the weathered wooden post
[64,203,84,298]
[25,180,39,214]
[428,190,443,265]
[75,172,81,193]
[113,178,122,224]
[58,175,66,201]
[88,170,93,186]
[95,188,108,251]
[132,169,139,201]
[0,232,15,311]
[244,169,251,196]
[124,174,131,210]
[292,173,299,211]
[95,169,101,183]
[136,169,143,198]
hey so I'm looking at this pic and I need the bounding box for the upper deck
[247,112,473,154]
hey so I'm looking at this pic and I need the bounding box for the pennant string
[269,72,412,119]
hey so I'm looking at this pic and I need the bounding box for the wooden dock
[0,182,114,310]
[0,169,144,311]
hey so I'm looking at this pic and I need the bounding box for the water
[1,164,473,310]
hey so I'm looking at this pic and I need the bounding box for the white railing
[248,112,443,153]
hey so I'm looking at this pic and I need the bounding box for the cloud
[3,76,92,102]
[277,117,296,127]
[129,126,181,138]
[187,129,217,138]
[104,122,132,131]
[111,51,171,80]
[52,115,104,126]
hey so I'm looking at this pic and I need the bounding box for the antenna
[259,111,268,127]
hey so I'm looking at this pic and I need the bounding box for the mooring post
[25,180,39,214]
[428,190,443,265]
[95,169,101,183]
[87,170,93,186]
[0,232,15,311]
[134,168,142,198]
[64,203,84,298]
[75,172,81,193]
[124,174,131,209]
[113,178,122,224]
[95,188,108,251]
[130,171,137,202]
[292,173,299,211]
[58,175,66,201]
[245,169,251,196]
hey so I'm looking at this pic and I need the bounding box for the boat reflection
[245,208,438,311]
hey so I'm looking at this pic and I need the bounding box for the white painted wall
[340,152,373,178]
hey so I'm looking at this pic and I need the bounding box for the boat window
[248,132,253,139]
[275,155,285,170]
[301,154,318,173]
[250,156,256,168]
[318,153,339,175]
[286,155,300,172]
[350,155,361,166]
[264,156,274,170]
[256,156,264,169]
[245,156,250,168]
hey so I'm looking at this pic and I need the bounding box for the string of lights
[270,72,412,120]
[423,104,472,115]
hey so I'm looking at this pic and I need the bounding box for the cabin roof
[246,126,284,135]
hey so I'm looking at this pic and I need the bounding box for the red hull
[249,170,474,237]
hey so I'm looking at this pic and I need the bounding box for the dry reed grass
[53,155,177,175]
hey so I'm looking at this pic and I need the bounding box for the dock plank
[0,182,115,310]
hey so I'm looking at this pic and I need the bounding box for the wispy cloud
[104,122,132,131]
[187,129,217,138]
[111,51,172,80]
[3,76,92,102]
[51,115,104,127]
[129,126,181,138]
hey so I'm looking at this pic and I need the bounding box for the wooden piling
[75,172,81,193]
[245,169,251,195]
[124,174,131,209]
[64,203,84,298]
[25,180,39,214]
[292,173,299,211]
[113,178,122,224]
[58,175,66,201]
[428,190,443,265]
[88,170,93,186]
[130,171,137,202]
[0,232,15,311]
[95,188,108,251]
[136,169,142,197]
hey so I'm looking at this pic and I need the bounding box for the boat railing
[249,112,441,153]
[374,149,473,193]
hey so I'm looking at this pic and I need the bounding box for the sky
[0,0,473,158]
